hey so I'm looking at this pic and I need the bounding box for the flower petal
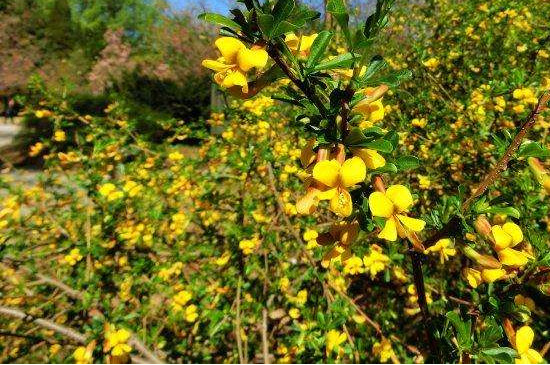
[368,192,394,217]
[481,268,506,283]
[220,70,248,93]
[396,214,426,232]
[386,185,414,212]
[378,217,397,241]
[330,189,353,217]
[340,156,366,187]
[498,248,530,267]
[202,59,232,72]
[353,148,386,169]
[525,349,543,364]
[237,47,268,72]
[503,222,523,246]
[492,225,513,250]
[515,326,534,355]
[312,160,341,187]
[215,37,245,63]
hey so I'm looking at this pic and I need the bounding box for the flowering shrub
[1,0,549,363]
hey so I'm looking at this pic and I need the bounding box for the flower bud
[462,246,502,268]
[474,215,492,240]
[528,157,550,194]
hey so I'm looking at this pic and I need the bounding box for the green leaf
[362,55,387,81]
[272,0,295,25]
[359,139,393,152]
[480,347,517,364]
[482,206,521,219]
[373,162,397,173]
[326,0,351,45]
[198,13,241,30]
[306,31,333,69]
[313,52,358,71]
[258,13,275,36]
[518,142,550,158]
[370,69,412,87]
[446,311,473,350]
[395,156,420,170]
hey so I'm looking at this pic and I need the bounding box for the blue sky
[168,0,230,14]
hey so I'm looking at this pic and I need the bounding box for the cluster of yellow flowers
[171,289,199,322]
[239,234,261,255]
[463,217,533,287]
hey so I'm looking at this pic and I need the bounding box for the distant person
[6,96,15,122]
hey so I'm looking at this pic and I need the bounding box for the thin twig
[461,92,549,212]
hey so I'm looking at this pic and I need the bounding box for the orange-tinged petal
[503,222,523,246]
[330,189,353,217]
[396,214,426,232]
[378,217,397,241]
[515,326,534,355]
[340,157,366,187]
[492,225,513,250]
[312,160,341,187]
[296,188,320,215]
[368,192,394,218]
[215,37,245,63]
[237,47,268,72]
[386,185,414,212]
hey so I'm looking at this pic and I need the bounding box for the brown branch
[461,92,549,213]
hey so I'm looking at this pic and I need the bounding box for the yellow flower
[343,255,364,275]
[491,222,523,250]
[74,345,93,364]
[64,248,83,266]
[53,130,67,142]
[411,117,427,128]
[172,290,192,309]
[202,37,268,93]
[98,183,123,201]
[303,229,318,242]
[214,251,231,266]
[326,329,347,355]
[424,238,457,264]
[362,245,390,278]
[29,142,44,157]
[351,148,386,169]
[317,221,359,267]
[354,89,385,125]
[185,304,198,322]
[239,235,261,255]
[368,185,426,241]
[372,338,395,363]
[481,268,507,283]
[497,248,531,268]
[422,57,440,70]
[513,326,544,364]
[312,157,366,216]
[288,308,300,319]
[284,33,318,58]
[50,343,61,355]
[105,328,132,356]
[279,277,290,292]
[418,175,431,189]
[463,268,483,288]
[293,289,308,306]
[35,109,53,118]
